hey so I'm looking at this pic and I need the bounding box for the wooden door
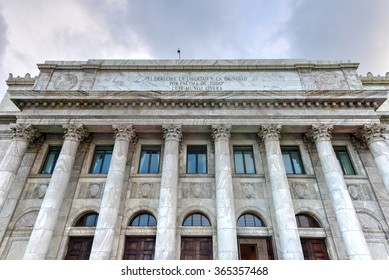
[65,237,93,260]
[181,237,213,260]
[123,237,156,260]
[239,238,274,260]
[301,239,330,260]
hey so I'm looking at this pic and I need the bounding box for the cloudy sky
[1,0,389,101]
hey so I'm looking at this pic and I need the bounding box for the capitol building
[0,59,388,260]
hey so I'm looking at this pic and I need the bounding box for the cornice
[36,59,359,71]
[359,72,389,84]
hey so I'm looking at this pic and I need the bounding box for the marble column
[90,125,136,260]
[155,124,182,260]
[307,124,371,260]
[357,123,389,195]
[258,124,304,260]
[23,123,88,260]
[0,124,40,212]
[211,124,238,260]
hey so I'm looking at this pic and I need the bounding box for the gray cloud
[279,0,389,74]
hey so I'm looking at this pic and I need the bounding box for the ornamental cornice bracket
[112,124,137,143]
[162,124,183,142]
[62,123,89,142]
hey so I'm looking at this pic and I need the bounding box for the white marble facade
[0,59,389,260]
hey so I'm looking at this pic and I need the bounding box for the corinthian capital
[162,124,182,141]
[10,123,41,144]
[113,124,136,142]
[306,124,333,143]
[62,123,89,142]
[355,123,386,145]
[257,124,282,142]
[211,124,231,141]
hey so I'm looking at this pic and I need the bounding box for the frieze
[53,74,78,90]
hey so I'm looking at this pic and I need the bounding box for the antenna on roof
[177,48,181,60]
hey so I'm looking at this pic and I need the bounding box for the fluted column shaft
[358,123,389,195]
[309,124,371,260]
[155,124,182,260]
[0,124,40,212]
[89,125,136,260]
[258,125,304,260]
[212,124,238,260]
[23,124,88,260]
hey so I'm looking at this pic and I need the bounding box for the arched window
[183,213,211,226]
[237,213,264,227]
[130,213,157,226]
[74,212,99,227]
[295,214,320,228]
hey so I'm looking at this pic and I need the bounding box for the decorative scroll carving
[305,124,333,144]
[32,184,48,199]
[211,124,231,141]
[113,124,137,142]
[10,124,41,144]
[162,124,183,141]
[355,123,386,145]
[15,211,39,228]
[62,123,89,142]
[257,124,282,142]
[53,74,78,90]
[241,182,255,199]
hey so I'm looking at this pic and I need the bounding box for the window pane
[41,147,60,174]
[234,152,244,174]
[244,152,255,174]
[139,152,150,173]
[282,153,294,174]
[201,215,210,226]
[245,215,255,227]
[187,153,197,173]
[237,216,245,227]
[334,147,356,175]
[85,214,98,227]
[91,152,104,173]
[149,152,160,173]
[197,153,207,174]
[139,214,148,226]
[183,217,191,226]
[131,216,140,226]
[290,151,304,174]
[148,215,157,226]
[101,153,112,174]
[192,214,201,226]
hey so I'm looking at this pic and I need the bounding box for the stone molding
[13,97,382,111]
[112,124,137,142]
[211,124,231,141]
[355,123,386,145]
[10,123,41,144]
[162,124,182,142]
[306,124,333,143]
[62,123,89,142]
[257,124,282,142]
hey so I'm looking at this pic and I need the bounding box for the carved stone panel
[77,183,104,199]
[357,213,382,231]
[347,184,373,201]
[291,182,318,200]
[24,182,49,199]
[15,211,39,228]
[129,182,160,199]
[181,182,213,199]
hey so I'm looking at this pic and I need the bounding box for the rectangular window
[139,146,161,174]
[233,146,256,174]
[187,145,207,174]
[334,146,356,175]
[40,146,61,174]
[90,145,113,174]
[281,146,305,174]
